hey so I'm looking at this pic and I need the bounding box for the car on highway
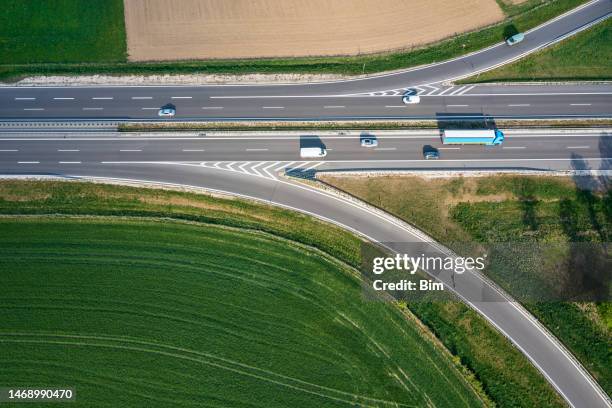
[402,94,421,104]
[423,146,439,160]
[506,32,525,46]
[158,107,176,117]
[360,137,378,147]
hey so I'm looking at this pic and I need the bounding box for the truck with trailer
[442,129,504,146]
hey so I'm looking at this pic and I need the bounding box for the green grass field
[464,17,612,82]
[0,0,126,64]
[321,174,611,395]
[0,180,565,407]
[0,217,486,407]
[0,0,586,80]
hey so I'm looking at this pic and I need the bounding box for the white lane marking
[57,149,80,152]
[385,105,406,108]
[567,146,590,149]
[503,146,527,149]
[211,91,612,99]
[250,161,266,176]
[0,149,18,152]
[302,162,324,171]
[438,147,460,150]
[59,161,81,164]
[447,104,469,107]
[202,107,224,110]
[141,107,158,110]
[324,105,346,108]
[449,85,468,96]
[119,149,142,152]
[92,97,114,100]
[570,103,592,106]
[23,108,44,111]
[262,106,285,109]
[18,161,39,164]
[14,97,36,101]
[246,148,269,152]
[132,96,153,100]
[53,97,75,100]
[508,104,531,107]
[275,161,294,171]
[171,96,192,99]
[83,107,103,111]
[182,149,205,152]
[374,147,397,151]
[262,161,281,179]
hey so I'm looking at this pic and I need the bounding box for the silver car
[360,138,378,147]
[158,107,176,117]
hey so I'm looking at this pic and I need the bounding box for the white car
[402,95,421,104]
[360,138,378,147]
[158,107,176,117]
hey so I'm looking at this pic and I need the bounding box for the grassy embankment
[0,187,488,407]
[320,173,611,395]
[0,180,564,407]
[0,0,586,81]
[463,17,612,82]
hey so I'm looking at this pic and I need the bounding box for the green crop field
[0,216,485,407]
[0,0,126,64]
[464,17,612,82]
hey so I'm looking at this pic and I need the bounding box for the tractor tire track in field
[0,332,414,407]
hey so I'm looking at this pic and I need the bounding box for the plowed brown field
[124,0,504,61]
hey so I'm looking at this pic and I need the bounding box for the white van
[300,147,327,158]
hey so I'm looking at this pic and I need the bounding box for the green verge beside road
[0,180,564,407]
[463,17,612,83]
[0,0,586,81]
[320,174,611,396]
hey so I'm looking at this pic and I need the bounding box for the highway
[0,131,609,171]
[0,1,611,407]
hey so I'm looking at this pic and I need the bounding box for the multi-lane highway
[0,1,611,407]
[0,131,609,172]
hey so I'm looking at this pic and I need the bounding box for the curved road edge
[1,167,610,408]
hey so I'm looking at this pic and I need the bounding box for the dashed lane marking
[18,161,39,164]
[59,161,82,164]
[57,149,80,152]
[23,108,44,111]
[53,97,75,100]
[14,97,36,101]
[566,146,590,149]
[132,96,153,100]
[92,97,114,100]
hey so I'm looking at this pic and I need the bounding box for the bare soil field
[124,0,504,61]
